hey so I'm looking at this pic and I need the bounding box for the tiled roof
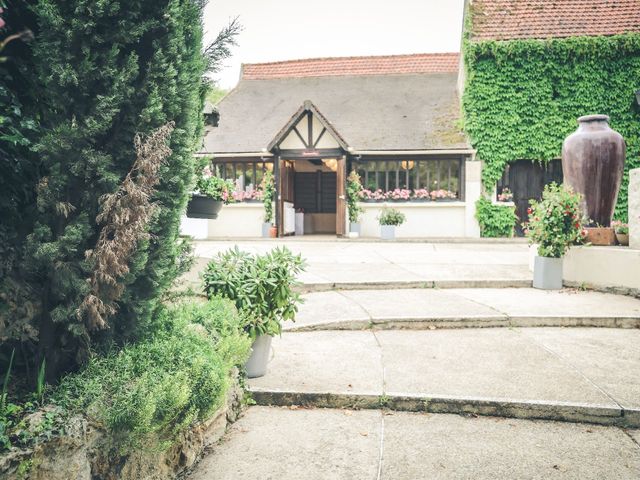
[241,53,460,80]
[471,0,640,41]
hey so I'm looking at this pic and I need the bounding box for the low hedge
[49,297,251,453]
[475,198,518,238]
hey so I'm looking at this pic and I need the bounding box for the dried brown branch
[78,122,175,330]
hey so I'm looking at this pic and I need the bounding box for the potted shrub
[612,220,629,246]
[378,208,406,240]
[525,183,586,290]
[202,247,306,378]
[347,170,364,237]
[187,163,234,219]
[261,170,275,237]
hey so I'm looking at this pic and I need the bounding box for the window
[211,160,274,201]
[354,158,463,200]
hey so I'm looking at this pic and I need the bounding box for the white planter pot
[380,225,395,240]
[295,213,304,236]
[533,256,563,290]
[245,335,273,378]
[350,222,361,236]
[261,222,271,238]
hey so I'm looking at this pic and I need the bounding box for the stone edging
[249,390,640,429]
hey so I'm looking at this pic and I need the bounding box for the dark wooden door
[500,159,563,236]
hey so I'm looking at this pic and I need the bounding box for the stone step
[288,288,640,331]
[298,279,532,293]
[188,406,640,480]
[248,328,640,428]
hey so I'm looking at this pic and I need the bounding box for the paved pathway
[190,407,640,480]
[187,240,640,479]
[185,240,532,290]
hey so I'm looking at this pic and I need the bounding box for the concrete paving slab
[377,329,617,407]
[382,412,640,480]
[455,288,640,319]
[629,429,640,445]
[188,240,533,289]
[248,331,382,396]
[188,407,381,480]
[520,328,640,410]
[286,291,371,330]
[341,289,503,322]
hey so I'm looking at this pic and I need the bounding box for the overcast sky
[203,0,466,88]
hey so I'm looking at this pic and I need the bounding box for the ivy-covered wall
[463,33,640,221]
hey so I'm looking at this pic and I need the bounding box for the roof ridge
[242,52,459,68]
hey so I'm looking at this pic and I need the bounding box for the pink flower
[0,8,5,29]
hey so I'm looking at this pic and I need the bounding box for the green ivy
[474,198,517,238]
[463,32,640,221]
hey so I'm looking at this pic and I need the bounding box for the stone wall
[0,371,244,480]
[630,168,640,250]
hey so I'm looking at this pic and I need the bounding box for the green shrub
[347,170,364,224]
[475,198,517,238]
[202,247,306,338]
[525,183,586,258]
[51,297,250,452]
[378,208,406,226]
[261,170,275,223]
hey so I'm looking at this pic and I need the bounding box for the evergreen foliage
[474,198,517,238]
[0,1,240,381]
[463,32,640,221]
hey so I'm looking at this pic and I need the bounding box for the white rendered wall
[206,203,265,238]
[359,202,467,237]
[630,168,640,250]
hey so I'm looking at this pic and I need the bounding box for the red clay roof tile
[472,0,640,41]
[241,53,460,80]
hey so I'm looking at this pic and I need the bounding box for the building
[461,0,640,230]
[191,53,482,238]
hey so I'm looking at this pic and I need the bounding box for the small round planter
[533,256,563,290]
[616,232,629,246]
[269,226,278,238]
[349,222,361,236]
[380,225,396,240]
[186,194,223,219]
[245,335,273,378]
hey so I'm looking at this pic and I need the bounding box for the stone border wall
[0,370,244,480]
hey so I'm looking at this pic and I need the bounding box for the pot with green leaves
[202,246,306,378]
[347,170,364,237]
[525,183,586,290]
[378,208,406,240]
[187,163,234,219]
[612,220,629,246]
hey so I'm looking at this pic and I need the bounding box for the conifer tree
[1,0,239,380]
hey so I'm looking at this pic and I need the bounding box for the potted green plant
[378,208,406,240]
[187,162,234,219]
[261,170,275,237]
[347,170,364,237]
[202,246,306,378]
[525,183,586,290]
[612,220,629,246]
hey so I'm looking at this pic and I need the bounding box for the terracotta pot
[584,227,616,246]
[269,226,278,238]
[562,115,625,227]
[616,232,629,246]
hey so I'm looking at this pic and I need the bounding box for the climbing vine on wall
[462,32,640,221]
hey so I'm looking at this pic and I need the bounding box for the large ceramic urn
[562,115,625,227]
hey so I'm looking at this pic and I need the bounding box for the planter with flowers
[612,220,629,246]
[359,188,458,202]
[378,208,406,240]
[525,183,586,290]
[347,170,364,237]
[187,164,234,219]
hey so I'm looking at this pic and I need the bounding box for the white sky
[203,0,466,88]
